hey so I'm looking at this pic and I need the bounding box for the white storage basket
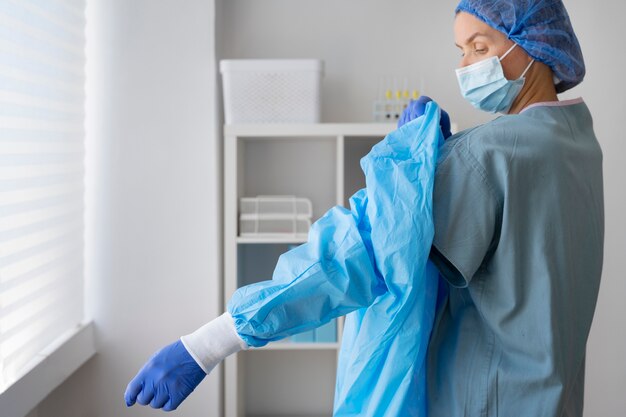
[240,196,312,218]
[239,196,313,237]
[239,216,311,236]
[220,59,324,124]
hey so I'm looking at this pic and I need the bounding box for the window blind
[0,0,86,392]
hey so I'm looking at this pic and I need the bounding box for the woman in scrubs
[125,1,604,416]
[421,2,604,416]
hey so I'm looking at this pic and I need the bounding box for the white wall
[216,0,626,416]
[559,2,626,415]
[29,1,223,416]
[216,0,495,128]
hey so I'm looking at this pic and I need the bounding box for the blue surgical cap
[456,0,585,93]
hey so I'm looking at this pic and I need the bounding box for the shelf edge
[224,123,396,137]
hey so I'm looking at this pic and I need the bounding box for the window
[0,0,86,392]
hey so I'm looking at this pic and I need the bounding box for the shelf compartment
[240,137,337,221]
[343,136,381,207]
[242,349,337,417]
[237,243,301,287]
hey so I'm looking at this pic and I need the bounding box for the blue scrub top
[427,99,604,417]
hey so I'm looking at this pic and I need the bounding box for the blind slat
[0,250,80,293]
[1,289,70,342]
[0,210,82,244]
[1,267,81,321]
[0,128,83,143]
[0,152,84,166]
[0,139,84,155]
[0,221,82,269]
[1,13,82,54]
[2,287,64,334]
[0,288,82,358]
[0,62,84,94]
[0,162,83,179]
[0,192,83,218]
[1,303,80,383]
[0,103,83,126]
[0,1,84,49]
[0,174,83,196]
[0,38,83,75]
[26,0,85,25]
[0,181,83,205]
[0,76,83,107]
[0,51,82,86]
[0,69,83,102]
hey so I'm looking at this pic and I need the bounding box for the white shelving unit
[223,123,396,417]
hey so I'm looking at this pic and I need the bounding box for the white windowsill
[0,321,96,417]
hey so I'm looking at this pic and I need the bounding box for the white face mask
[455,43,535,113]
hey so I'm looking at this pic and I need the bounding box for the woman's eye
[474,48,487,54]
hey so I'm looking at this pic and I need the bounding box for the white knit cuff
[180,312,249,374]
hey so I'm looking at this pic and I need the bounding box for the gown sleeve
[228,187,387,348]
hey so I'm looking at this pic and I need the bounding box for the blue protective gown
[228,102,445,416]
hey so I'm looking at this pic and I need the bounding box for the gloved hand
[398,95,452,139]
[124,340,206,411]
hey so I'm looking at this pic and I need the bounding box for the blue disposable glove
[124,340,206,411]
[398,95,452,139]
